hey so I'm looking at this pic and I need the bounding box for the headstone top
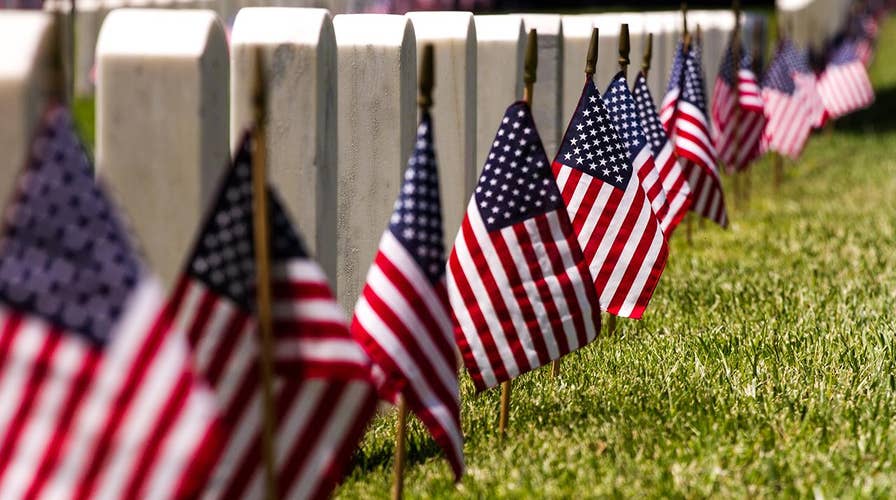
[97,9,223,57]
[231,8,331,46]
[334,14,414,47]
[406,11,473,39]
[473,14,524,42]
[521,13,562,34]
[561,16,594,38]
[0,12,53,80]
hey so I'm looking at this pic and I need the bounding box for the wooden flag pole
[251,48,278,500]
[550,28,595,377]
[642,32,653,78]
[747,23,763,201]
[680,3,695,245]
[391,43,435,500]
[500,30,536,425]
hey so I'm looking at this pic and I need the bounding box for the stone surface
[0,11,59,203]
[73,0,100,96]
[96,9,229,287]
[406,11,477,244]
[473,14,524,169]
[520,14,563,156]
[333,14,416,310]
[230,7,338,282]
[642,11,681,100]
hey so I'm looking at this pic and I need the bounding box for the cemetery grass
[334,15,896,499]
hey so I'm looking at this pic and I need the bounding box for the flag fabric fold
[553,79,668,319]
[448,101,601,391]
[761,44,816,160]
[817,39,875,119]
[0,106,221,500]
[166,133,378,500]
[780,39,827,128]
[350,112,464,479]
[661,41,729,228]
[712,40,767,174]
[605,72,673,236]
[632,72,693,235]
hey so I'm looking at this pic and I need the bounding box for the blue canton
[719,40,756,85]
[762,47,797,94]
[0,108,141,346]
[666,42,686,93]
[475,102,563,232]
[389,112,445,284]
[187,133,307,310]
[633,73,669,153]
[554,82,631,191]
[683,44,710,114]
[781,39,813,75]
[605,73,651,160]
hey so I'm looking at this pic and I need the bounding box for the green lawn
[335,15,896,499]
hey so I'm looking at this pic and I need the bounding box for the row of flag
[0,2,888,499]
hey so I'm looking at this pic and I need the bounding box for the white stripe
[0,317,46,432]
[601,199,653,316]
[353,298,463,460]
[277,260,329,286]
[446,251,498,388]
[544,211,598,343]
[171,282,205,333]
[194,300,238,374]
[276,337,371,367]
[0,338,85,499]
[618,223,665,318]
[590,180,639,306]
[290,382,371,500]
[359,250,457,396]
[142,385,218,500]
[498,224,561,361]
[272,298,346,324]
[42,280,164,500]
[201,389,263,500]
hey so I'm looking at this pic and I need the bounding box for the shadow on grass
[834,83,896,135]
[349,424,447,476]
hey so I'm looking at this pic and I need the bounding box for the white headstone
[73,0,100,96]
[473,14,524,169]
[521,14,563,156]
[405,11,476,242]
[0,11,58,202]
[643,11,681,100]
[560,16,592,119]
[333,14,416,309]
[230,7,338,282]
[96,9,229,287]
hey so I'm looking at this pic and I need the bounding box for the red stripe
[0,330,62,477]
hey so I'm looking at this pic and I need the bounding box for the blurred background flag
[605,73,672,235]
[761,43,815,160]
[632,71,692,235]
[712,40,766,174]
[166,133,377,500]
[350,112,464,479]
[661,41,729,228]
[780,38,828,128]
[448,101,600,391]
[817,39,875,119]
[0,106,220,500]
[553,80,667,319]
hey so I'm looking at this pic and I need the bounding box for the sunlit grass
[335,14,896,499]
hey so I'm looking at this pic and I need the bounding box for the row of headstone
[2,8,759,310]
[778,0,854,51]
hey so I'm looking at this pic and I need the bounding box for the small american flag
[712,40,767,173]
[167,133,377,500]
[0,107,220,499]
[351,112,464,478]
[780,39,827,128]
[816,39,874,119]
[631,72,693,236]
[448,102,600,391]
[553,80,668,319]
[661,41,729,228]
[604,73,672,236]
[761,44,816,160]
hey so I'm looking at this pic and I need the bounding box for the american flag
[350,112,464,478]
[816,39,875,119]
[632,72,693,236]
[448,102,601,391]
[0,107,220,499]
[761,44,816,160]
[604,73,672,237]
[660,42,729,228]
[553,80,668,319]
[712,40,767,173]
[167,133,377,500]
[780,39,827,128]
